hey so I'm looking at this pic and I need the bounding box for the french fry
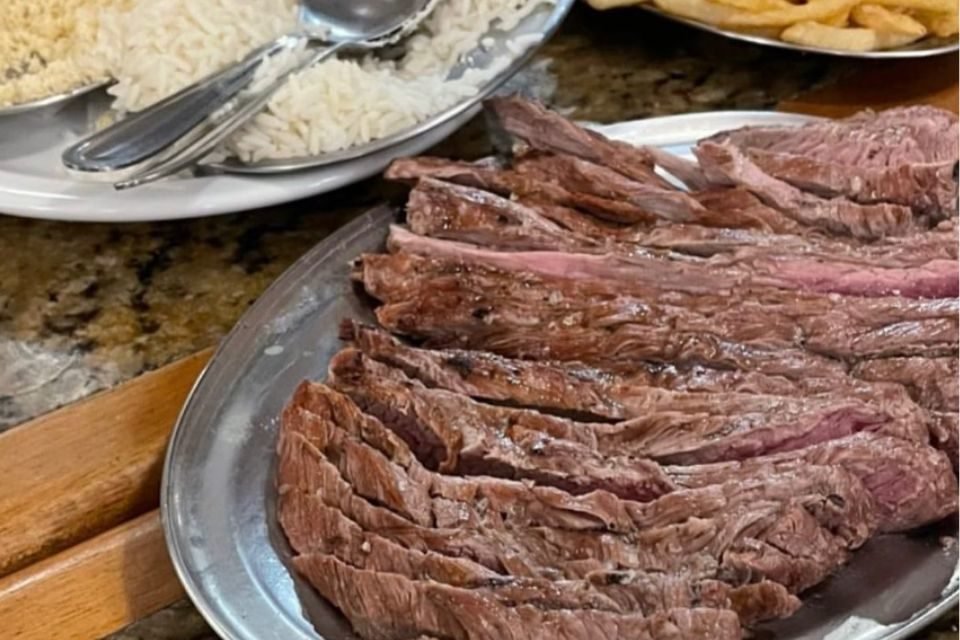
[867,0,953,13]
[851,4,927,35]
[651,0,742,25]
[711,0,793,12]
[913,10,959,36]
[781,20,879,49]
[717,0,856,27]
[874,28,928,45]
[820,8,852,26]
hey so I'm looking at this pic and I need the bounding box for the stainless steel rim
[0,79,111,117]
[161,205,395,640]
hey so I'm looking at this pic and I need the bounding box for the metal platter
[204,0,575,174]
[161,112,959,640]
[635,4,959,59]
[0,79,110,118]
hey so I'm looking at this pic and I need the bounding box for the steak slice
[377,300,844,380]
[278,414,858,590]
[387,226,956,310]
[853,356,959,412]
[704,106,958,167]
[329,349,919,471]
[294,554,744,640]
[701,106,959,219]
[743,148,957,220]
[485,96,669,188]
[280,486,800,624]
[354,252,960,336]
[342,322,929,431]
[695,141,917,239]
[282,383,876,592]
[279,488,624,612]
[363,249,958,362]
[406,179,959,299]
[387,156,662,224]
[512,152,711,225]
[671,433,958,533]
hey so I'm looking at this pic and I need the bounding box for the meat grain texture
[277,98,960,640]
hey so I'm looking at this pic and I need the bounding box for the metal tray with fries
[588,0,959,57]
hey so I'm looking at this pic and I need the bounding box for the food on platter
[3,0,553,163]
[585,0,957,52]
[0,0,116,108]
[274,97,960,639]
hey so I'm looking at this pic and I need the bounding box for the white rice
[92,0,551,163]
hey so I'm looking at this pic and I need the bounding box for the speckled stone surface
[0,5,955,640]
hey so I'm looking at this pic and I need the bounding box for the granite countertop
[0,5,955,640]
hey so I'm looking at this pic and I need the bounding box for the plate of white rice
[0,0,572,221]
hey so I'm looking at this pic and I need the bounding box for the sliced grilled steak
[743,149,957,220]
[280,484,800,624]
[359,252,957,333]
[387,156,662,224]
[329,350,922,472]
[282,395,876,567]
[705,106,958,167]
[695,141,917,239]
[281,383,876,592]
[406,179,959,299]
[342,322,930,430]
[853,356,959,412]
[512,152,711,224]
[279,489,625,612]
[485,96,670,188]
[367,254,957,364]
[361,249,957,364]
[585,572,800,625]
[671,433,958,532]
[701,106,959,219]
[387,229,959,316]
[294,554,744,640]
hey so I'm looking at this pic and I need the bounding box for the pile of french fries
[587,0,958,52]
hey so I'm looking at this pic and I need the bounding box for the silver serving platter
[0,79,110,117]
[162,113,959,640]
[635,4,959,59]
[204,0,574,174]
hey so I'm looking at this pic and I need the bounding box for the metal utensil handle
[62,35,306,173]
[113,43,344,190]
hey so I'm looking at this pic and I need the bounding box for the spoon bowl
[299,0,435,44]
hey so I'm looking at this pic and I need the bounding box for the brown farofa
[0,0,116,108]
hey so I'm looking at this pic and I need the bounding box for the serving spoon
[61,0,437,188]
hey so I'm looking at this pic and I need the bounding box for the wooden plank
[0,349,212,578]
[0,510,184,640]
[779,54,959,117]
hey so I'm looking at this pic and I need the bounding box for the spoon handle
[62,34,309,175]
[112,42,346,190]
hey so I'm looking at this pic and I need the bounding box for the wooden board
[779,55,958,117]
[0,350,211,578]
[0,511,184,640]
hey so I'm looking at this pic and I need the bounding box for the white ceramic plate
[162,111,959,640]
[0,0,573,223]
[0,99,476,223]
